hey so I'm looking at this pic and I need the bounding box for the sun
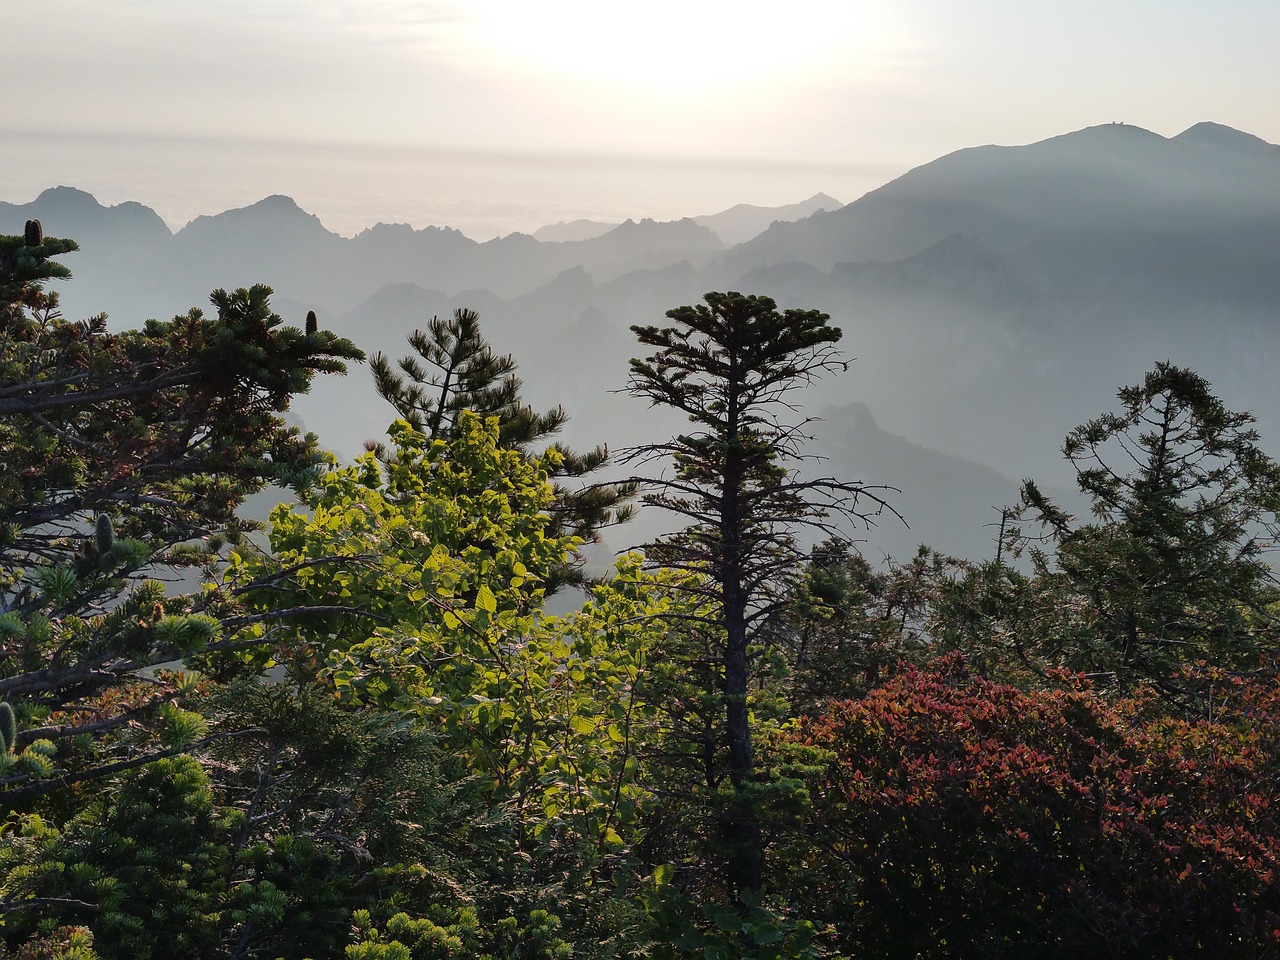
[469,2,884,93]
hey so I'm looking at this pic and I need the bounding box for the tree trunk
[720,346,763,900]
[721,574,763,900]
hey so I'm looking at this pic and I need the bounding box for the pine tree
[371,308,635,586]
[1006,363,1280,695]
[0,226,363,799]
[623,291,897,906]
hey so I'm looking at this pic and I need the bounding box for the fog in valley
[5,120,1279,565]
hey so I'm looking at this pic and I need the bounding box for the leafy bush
[789,655,1280,958]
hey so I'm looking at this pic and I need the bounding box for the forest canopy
[1,230,1278,958]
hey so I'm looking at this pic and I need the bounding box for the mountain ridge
[4,120,1279,561]
[721,121,1280,273]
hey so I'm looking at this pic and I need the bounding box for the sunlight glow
[469,2,886,92]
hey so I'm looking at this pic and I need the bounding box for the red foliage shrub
[788,655,1280,958]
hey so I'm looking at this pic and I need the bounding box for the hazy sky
[3,1,1277,238]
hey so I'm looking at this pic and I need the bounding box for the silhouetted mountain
[533,219,617,242]
[723,122,1280,274]
[694,192,842,245]
[0,186,171,247]
[1173,121,1280,155]
[533,194,843,246]
[7,121,1280,563]
[173,195,348,308]
[0,187,175,320]
[808,403,1026,562]
[554,218,724,281]
[0,191,748,322]
[179,194,331,247]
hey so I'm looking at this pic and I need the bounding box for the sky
[3,1,1278,239]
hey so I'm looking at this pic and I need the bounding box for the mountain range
[533,193,842,245]
[4,121,1278,562]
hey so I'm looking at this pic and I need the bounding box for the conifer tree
[1004,362,1280,695]
[774,539,938,710]
[0,226,362,798]
[623,291,896,906]
[371,308,635,585]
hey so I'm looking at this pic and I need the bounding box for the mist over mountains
[5,121,1278,563]
[533,193,842,245]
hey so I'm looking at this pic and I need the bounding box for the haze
[4,1,1277,238]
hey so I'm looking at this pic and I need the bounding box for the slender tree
[371,308,635,586]
[623,291,897,905]
[371,308,541,445]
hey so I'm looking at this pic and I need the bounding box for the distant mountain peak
[806,192,843,208]
[1046,122,1165,146]
[259,193,302,207]
[0,187,172,243]
[244,194,316,218]
[36,185,101,205]
[179,193,332,238]
[358,221,415,238]
[532,218,617,243]
[1174,121,1278,153]
[695,193,843,246]
[836,402,878,430]
[546,264,592,288]
[1083,121,1156,133]
[600,216,720,246]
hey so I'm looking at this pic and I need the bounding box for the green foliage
[634,608,833,950]
[1,680,532,959]
[346,906,572,960]
[229,414,570,672]
[4,756,231,959]
[0,231,75,322]
[233,416,668,858]
[371,307,635,587]
[990,363,1280,695]
[640,872,822,960]
[156,701,208,749]
[775,539,939,709]
[372,308,558,449]
[0,738,56,779]
[0,694,60,779]
[153,613,220,655]
[0,229,362,800]
[32,565,78,606]
[197,681,509,960]
[222,415,676,951]
[0,926,100,960]
[624,291,892,902]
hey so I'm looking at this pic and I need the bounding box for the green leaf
[711,911,741,933]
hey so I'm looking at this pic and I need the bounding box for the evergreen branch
[0,728,266,800]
